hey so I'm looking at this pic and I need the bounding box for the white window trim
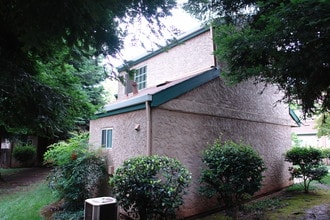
[135,65,147,90]
[101,128,113,149]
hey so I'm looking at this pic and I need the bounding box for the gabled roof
[96,67,219,118]
[117,26,209,72]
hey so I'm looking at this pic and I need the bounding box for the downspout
[146,101,152,156]
[210,25,217,68]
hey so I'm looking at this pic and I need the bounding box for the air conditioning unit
[84,197,117,220]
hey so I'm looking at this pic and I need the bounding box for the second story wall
[117,28,215,100]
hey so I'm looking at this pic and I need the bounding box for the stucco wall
[89,110,148,169]
[89,77,293,218]
[117,30,215,99]
[150,77,293,218]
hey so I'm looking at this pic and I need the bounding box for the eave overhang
[95,68,219,118]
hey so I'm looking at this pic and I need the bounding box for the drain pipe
[146,101,152,156]
[210,25,217,68]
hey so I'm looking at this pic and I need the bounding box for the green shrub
[110,155,191,220]
[44,133,108,211]
[52,210,84,220]
[199,139,266,218]
[285,146,328,193]
[243,198,285,219]
[291,133,303,148]
[44,133,89,166]
[12,144,36,166]
[321,148,330,159]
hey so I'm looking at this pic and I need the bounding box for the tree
[285,146,328,193]
[316,112,330,138]
[184,0,330,115]
[110,155,191,220]
[44,133,108,212]
[199,139,266,218]
[0,47,107,138]
[0,0,176,138]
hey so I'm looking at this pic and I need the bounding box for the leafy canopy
[184,0,330,115]
[0,0,176,138]
[316,112,330,138]
[285,146,328,193]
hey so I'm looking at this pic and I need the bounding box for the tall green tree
[316,112,330,138]
[0,0,176,138]
[184,0,329,115]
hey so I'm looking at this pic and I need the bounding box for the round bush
[285,146,328,193]
[199,139,266,215]
[13,144,36,165]
[110,155,191,219]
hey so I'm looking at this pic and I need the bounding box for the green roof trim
[151,68,219,107]
[95,68,220,119]
[96,102,146,118]
[289,108,302,126]
[117,26,209,72]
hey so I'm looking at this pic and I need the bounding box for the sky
[102,1,201,101]
[115,1,201,64]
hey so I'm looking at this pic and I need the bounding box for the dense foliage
[322,148,330,159]
[184,0,329,115]
[110,155,191,220]
[285,146,328,193]
[0,0,176,138]
[44,134,108,211]
[12,144,36,166]
[316,112,330,138]
[199,139,266,217]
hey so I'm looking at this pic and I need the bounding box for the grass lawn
[265,174,330,219]
[0,180,58,220]
[0,168,329,219]
[0,168,28,176]
[198,172,330,220]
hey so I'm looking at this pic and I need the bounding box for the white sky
[115,1,201,64]
[102,1,201,102]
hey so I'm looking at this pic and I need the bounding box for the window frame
[134,66,147,90]
[101,128,113,149]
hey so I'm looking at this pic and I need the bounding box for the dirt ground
[0,167,51,190]
[301,183,330,220]
[304,204,330,220]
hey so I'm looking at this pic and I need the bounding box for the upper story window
[135,66,147,90]
[101,128,113,148]
[124,66,147,95]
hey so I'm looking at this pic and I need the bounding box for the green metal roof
[150,68,219,107]
[289,108,302,126]
[95,68,219,118]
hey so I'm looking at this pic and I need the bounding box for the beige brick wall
[117,30,215,99]
[89,110,148,169]
[150,78,292,217]
[89,77,293,218]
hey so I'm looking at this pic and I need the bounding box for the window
[134,66,147,90]
[101,128,113,148]
[124,66,147,95]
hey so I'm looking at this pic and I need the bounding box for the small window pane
[106,129,112,148]
[101,130,106,147]
[101,129,113,148]
[134,66,147,90]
